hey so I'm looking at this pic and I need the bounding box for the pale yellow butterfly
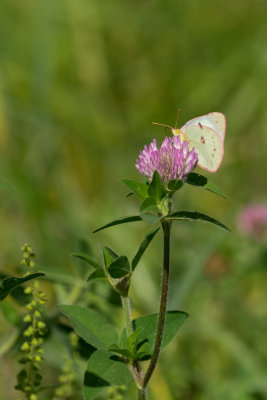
[153,111,226,172]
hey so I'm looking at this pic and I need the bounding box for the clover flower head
[135,136,198,184]
[237,203,267,240]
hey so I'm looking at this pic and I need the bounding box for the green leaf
[108,329,144,360]
[185,172,227,199]
[135,351,151,361]
[132,227,160,271]
[18,357,29,365]
[84,349,131,400]
[139,196,158,213]
[0,273,45,302]
[93,215,142,233]
[72,253,102,269]
[120,311,188,358]
[165,211,230,232]
[148,170,165,201]
[0,273,30,305]
[126,327,143,357]
[127,327,142,347]
[168,179,183,192]
[140,213,161,226]
[87,269,106,282]
[107,344,132,359]
[15,368,27,390]
[102,246,119,268]
[121,179,148,201]
[59,305,118,349]
[109,256,130,278]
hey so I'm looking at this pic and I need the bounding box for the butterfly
[153,111,226,172]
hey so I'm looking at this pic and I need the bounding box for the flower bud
[23,314,32,323]
[21,342,30,352]
[37,321,46,329]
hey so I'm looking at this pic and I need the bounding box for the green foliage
[95,171,228,243]
[0,273,45,302]
[120,311,188,359]
[90,227,160,280]
[121,179,148,201]
[102,246,119,268]
[79,230,159,292]
[0,273,31,305]
[131,227,160,271]
[185,172,227,199]
[107,344,132,360]
[15,245,47,399]
[126,328,145,359]
[101,247,132,283]
[165,211,230,232]
[93,216,142,233]
[139,196,158,213]
[108,256,130,279]
[71,253,102,270]
[140,213,161,226]
[148,171,165,201]
[108,328,147,361]
[59,305,119,349]
[167,179,183,192]
[107,385,127,400]
[83,349,131,400]
[15,368,28,391]
[3,0,264,397]
[87,269,106,282]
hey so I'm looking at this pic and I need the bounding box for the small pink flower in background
[237,204,267,239]
[135,136,198,184]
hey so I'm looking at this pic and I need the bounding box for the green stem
[121,295,133,336]
[121,295,145,396]
[142,220,171,390]
[137,387,146,400]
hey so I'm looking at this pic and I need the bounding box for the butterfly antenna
[174,108,181,130]
[152,122,173,129]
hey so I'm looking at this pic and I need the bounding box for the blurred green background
[0,0,267,399]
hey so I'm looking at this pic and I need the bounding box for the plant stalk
[121,295,133,336]
[137,387,146,399]
[142,220,171,391]
[121,295,145,397]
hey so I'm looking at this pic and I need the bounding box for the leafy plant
[61,130,229,399]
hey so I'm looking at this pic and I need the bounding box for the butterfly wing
[183,124,224,172]
[180,112,226,141]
